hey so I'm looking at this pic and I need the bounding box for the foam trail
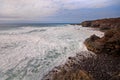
[0,25,103,80]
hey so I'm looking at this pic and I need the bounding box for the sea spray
[0,25,103,80]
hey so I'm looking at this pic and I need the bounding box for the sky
[0,0,120,23]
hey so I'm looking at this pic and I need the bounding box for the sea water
[0,24,103,80]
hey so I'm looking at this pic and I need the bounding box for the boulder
[84,34,103,53]
[84,29,120,56]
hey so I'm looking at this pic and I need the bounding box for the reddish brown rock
[84,28,120,56]
[81,18,120,30]
[84,35,103,53]
[81,21,92,27]
[42,51,120,80]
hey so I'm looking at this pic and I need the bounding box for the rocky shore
[81,17,120,30]
[84,28,120,56]
[42,18,120,80]
[83,17,120,56]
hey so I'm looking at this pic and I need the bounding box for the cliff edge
[81,18,120,30]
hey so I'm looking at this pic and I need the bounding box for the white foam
[0,25,103,80]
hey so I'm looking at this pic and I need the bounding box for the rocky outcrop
[81,18,120,30]
[42,18,120,80]
[42,51,95,80]
[83,17,120,80]
[42,51,120,80]
[43,69,93,80]
[84,35,103,53]
[80,21,92,27]
[84,28,120,56]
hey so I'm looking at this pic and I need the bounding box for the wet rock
[84,34,103,53]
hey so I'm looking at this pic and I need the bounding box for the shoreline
[42,17,120,80]
[0,25,103,80]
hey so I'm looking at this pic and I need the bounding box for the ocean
[0,23,103,80]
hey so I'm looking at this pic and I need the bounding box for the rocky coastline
[42,18,120,80]
[83,18,120,56]
[81,17,120,31]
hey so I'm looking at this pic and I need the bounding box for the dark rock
[99,24,111,30]
[84,35,103,53]
[42,51,95,80]
[110,73,120,80]
[43,69,93,80]
[42,52,120,80]
[84,28,120,56]
[81,21,92,27]
[83,18,120,55]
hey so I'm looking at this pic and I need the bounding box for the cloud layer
[0,0,119,20]
[0,0,59,19]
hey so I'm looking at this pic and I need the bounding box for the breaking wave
[0,25,103,80]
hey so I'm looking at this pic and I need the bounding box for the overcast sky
[0,0,120,23]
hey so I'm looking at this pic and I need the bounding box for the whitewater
[0,25,103,80]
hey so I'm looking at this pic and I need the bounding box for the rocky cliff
[81,18,120,30]
[84,29,120,56]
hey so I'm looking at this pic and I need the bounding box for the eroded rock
[81,18,120,31]
[84,28,120,56]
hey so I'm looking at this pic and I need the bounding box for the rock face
[84,28,120,56]
[84,34,102,53]
[81,18,120,30]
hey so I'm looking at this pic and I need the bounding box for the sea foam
[0,25,103,80]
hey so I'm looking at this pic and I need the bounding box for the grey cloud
[0,0,119,20]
